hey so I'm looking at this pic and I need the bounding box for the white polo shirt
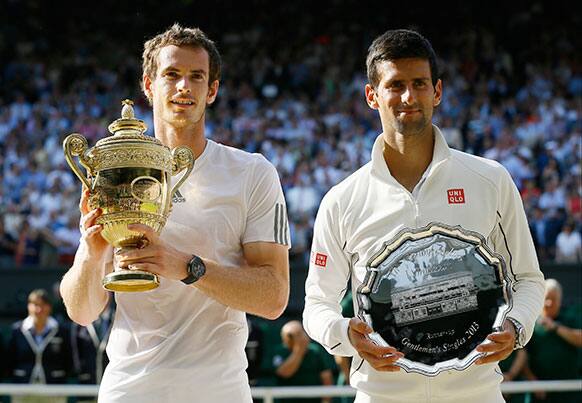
[303,127,544,402]
[99,139,290,403]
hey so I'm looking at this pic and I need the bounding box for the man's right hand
[78,187,109,256]
[291,328,310,355]
[348,318,404,372]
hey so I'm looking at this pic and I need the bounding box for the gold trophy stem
[102,245,160,292]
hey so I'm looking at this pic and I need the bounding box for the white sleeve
[490,167,545,343]
[243,156,290,247]
[303,191,358,357]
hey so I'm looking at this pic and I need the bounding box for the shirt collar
[191,138,215,173]
[22,316,58,334]
[371,124,451,181]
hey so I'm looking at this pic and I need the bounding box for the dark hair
[366,29,439,88]
[142,23,221,101]
[28,289,52,306]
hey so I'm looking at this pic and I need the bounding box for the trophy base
[103,270,160,292]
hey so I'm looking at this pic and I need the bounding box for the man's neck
[382,127,435,193]
[154,120,207,159]
[33,319,47,335]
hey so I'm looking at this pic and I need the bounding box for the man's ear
[206,80,219,105]
[143,74,153,103]
[365,84,379,110]
[433,79,442,107]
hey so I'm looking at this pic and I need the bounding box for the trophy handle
[63,133,92,189]
[170,146,195,197]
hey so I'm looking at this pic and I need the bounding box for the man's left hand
[537,316,557,332]
[475,319,516,365]
[115,223,192,281]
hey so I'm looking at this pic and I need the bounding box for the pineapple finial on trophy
[108,99,147,136]
[121,99,135,119]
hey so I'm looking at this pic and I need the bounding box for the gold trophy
[63,100,194,292]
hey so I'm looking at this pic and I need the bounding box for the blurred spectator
[70,301,114,402]
[538,178,567,214]
[272,320,334,403]
[524,279,582,403]
[555,221,582,263]
[0,1,578,276]
[14,220,42,267]
[520,178,541,212]
[5,289,73,403]
[499,349,528,403]
[286,175,322,218]
[0,215,17,268]
[52,213,81,265]
[334,291,354,403]
[0,328,6,384]
[529,207,550,261]
[245,316,265,388]
[544,208,568,260]
[289,213,312,268]
[439,116,463,150]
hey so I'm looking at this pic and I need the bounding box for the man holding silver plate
[303,29,544,402]
[60,24,290,402]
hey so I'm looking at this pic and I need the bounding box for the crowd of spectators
[0,2,580,275]
[0,4,579,402]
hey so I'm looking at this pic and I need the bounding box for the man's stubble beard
[394,112,431,136]
[162,105,206,129]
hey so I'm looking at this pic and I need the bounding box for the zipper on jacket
[412,160,447,228]
[425,374,432,402]
[414,198,421,227]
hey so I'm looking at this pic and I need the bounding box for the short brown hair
[142,23,221,94]
[28,289,52,306]
[366,29,439,89]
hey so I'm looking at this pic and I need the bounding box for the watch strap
[181,255,206,285]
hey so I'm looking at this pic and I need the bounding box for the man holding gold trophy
[60,24,290,402]
[303,30,545,402]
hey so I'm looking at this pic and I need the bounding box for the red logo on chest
[447,188,466,204]
[314,253,328,268]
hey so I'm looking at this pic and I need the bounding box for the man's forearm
[320,369,334,403]
[505,349,527,379]
[61,249,111,326]
[194,260,288,319]
[275,348,306,378]
[555,324,582,347]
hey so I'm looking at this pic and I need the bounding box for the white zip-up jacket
[303,127,544,402]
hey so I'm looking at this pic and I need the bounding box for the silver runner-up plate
[356,222,512,376]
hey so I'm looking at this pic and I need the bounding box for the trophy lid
[95,99,162,147]
[88,99,173,172]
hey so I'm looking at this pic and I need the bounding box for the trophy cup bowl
[63,100,194,292]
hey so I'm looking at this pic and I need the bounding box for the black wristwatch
[181,255,206,285]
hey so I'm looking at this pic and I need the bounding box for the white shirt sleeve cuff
[329,317,359,357]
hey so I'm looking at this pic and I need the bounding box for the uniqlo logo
[447,188,465,204]
[314,253,328,268]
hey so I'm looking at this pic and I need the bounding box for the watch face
[182,256,205,284]
[190,256,206,279]
[191,261,202,276]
